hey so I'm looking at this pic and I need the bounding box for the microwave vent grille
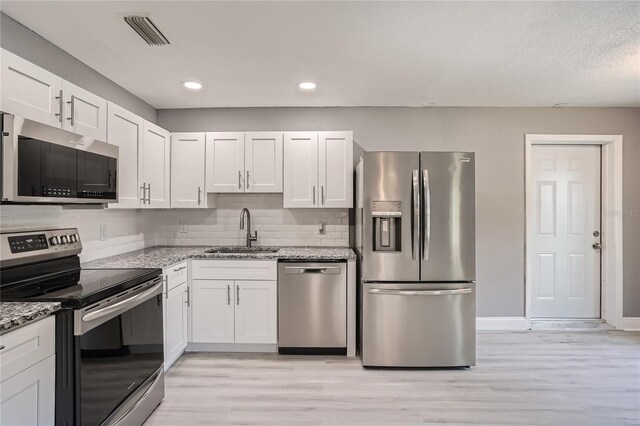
[124,16,170,46]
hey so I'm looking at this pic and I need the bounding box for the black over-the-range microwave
[1,113,119,204]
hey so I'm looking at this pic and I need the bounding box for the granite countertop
[0,302,61,333]
[82,245,356,270]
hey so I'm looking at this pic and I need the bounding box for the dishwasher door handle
[368,288,472,296]
[283,266,342,274]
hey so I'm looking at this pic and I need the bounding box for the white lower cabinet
[192,280,277,345]
[163,263,189,370]
[190,260,277,346]
[234,281,278,344]
[0,316,56,426]
[191,280,235,343]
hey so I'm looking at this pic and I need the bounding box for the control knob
[49,236,60,246]
[70,234,78,243]
[60,235,69,244]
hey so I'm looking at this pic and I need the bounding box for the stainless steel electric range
[0,228,164,426]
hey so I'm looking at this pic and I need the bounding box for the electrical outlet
[318,221,326,235]
[100,225,107,241]
[179,221,188,234]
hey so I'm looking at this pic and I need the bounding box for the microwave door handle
[423,169,431,261]
[412,169,419,260]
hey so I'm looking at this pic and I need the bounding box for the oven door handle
[75,279,163,335]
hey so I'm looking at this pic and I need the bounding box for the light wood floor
[145,331,640,425]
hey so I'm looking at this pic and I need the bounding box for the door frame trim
[525,134,624,329]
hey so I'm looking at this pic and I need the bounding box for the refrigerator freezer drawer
[362,282,475,367]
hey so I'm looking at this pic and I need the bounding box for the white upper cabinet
[318,131,353,208]
[1,49,107,141]
[1,48,62,128]
[244,132,283,193]
[206,132,245,193]
[61,81,107,141]
[284,131,353,208]
[284,132,320,208]
[106,102,144,208]
[171,132,206,208]
[141,121,171,208]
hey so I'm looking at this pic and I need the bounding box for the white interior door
[171,132,205,208]
[205,132,245,193]
[530,145,601,318]
[245,132,283,193]
[106,102,142,208]
[284,132,318,208]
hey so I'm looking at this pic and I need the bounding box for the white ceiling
[1,1,638,109]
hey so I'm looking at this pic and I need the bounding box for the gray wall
[157,107,640,317]
[0,13,156,122]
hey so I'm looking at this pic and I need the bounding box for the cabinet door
[141,121,171,208]
[106,102,143,208]
[205,132,245,193]
[0,355,55,426]
[245,132,283,193]
[0,48,62,127]
[284,132,318,208]
[234,281,277,344]
[191,280,235,343]
[171,133,206,208]
[62,81,107,141]
[164,282,189,369]
[318,131,353,208]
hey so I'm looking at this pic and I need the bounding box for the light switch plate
[179,221,188,234]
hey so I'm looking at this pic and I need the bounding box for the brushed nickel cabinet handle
[238,171,242,190]
[197,186,202,205]
[55,89,63,122]
[236,284,240,305]
[227,285,231,305]
[66,95,75,126]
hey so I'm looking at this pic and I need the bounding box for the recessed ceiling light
[299,82,317,90]
[183,81,203,90]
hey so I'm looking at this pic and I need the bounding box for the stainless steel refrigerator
[355,151,476,367]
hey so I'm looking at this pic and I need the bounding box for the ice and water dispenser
[371,201,402,251]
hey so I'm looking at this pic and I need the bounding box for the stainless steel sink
[205,246,280,254]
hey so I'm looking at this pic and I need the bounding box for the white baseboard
[186,342,278,353]
[476,317,528,331]
[622,317,640,331]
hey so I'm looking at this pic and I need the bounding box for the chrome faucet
[239,208,258,248]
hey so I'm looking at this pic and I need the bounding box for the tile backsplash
[0,194,349,263]
[160,194,349,247]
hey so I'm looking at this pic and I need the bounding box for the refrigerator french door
[356,151,476,367]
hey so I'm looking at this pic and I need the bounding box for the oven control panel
[1,228,82,267]
[7,234,49,253]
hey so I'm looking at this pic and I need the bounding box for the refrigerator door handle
[412,169,419,260]
[368,288,472,296]
[423,169,431,260]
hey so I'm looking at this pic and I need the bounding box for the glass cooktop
[0,268,162,308]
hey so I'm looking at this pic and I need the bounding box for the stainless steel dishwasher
[278,261,347,355]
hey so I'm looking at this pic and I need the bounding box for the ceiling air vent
[124,16,170,46]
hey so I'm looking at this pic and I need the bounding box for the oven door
[74,278,163,425]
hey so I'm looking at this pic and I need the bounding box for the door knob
[592,242,602,250]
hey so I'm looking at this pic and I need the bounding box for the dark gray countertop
[82,245,356,270]
[0,302,61,333]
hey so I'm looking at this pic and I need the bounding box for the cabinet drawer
[0,316,55,382]
[164,262,188,292]
[192,260,277,281]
